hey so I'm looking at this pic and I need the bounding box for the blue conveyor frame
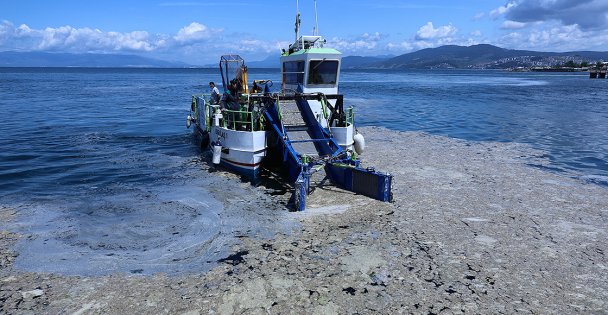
[263,93,393,211]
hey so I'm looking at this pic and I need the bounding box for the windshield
[307,60,338,85]
[283,61,305,85]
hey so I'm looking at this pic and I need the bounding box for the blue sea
[1,67,607,275]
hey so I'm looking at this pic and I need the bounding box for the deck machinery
[261,91,393,211]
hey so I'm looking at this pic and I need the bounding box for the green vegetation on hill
[342,44,607,70]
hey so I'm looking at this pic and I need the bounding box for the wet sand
[1,127,607,314]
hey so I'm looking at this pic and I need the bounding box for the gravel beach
[1,127,607,314]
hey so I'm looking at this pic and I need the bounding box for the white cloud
[497,22,608,51]
[503,0,608,30]
[386,36,480,54]
[0,21,170,52]
[327,32,385,54]
[473,12,486,20]
[0,20,228,55]
[501,20,527,29]
[361,32,383,41]
[415,22,457,40]
[174,22,221,43]
[331,37,377,52]
[0,19,293,64]
[39,27,156,51]
[218,39,286,54]
[490,2,516,19]
[381,22,488,54]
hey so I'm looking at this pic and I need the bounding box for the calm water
[340,69,608,184]
[0,67,607,274]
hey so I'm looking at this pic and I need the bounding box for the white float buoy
[212,142,222,164]
[353,132,365,155]
[213,112,223,126]
[186,115,192,128]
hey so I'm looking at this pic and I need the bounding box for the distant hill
[247,45,608,70]
[341,55,392,69]
[0,51,189,68]
[246,55,280,68]
[3,45,607,69]
[363,44,608,69]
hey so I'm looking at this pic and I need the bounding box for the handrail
[193,93,264,131]
[221,108,257,131]
[275,94,288,139]
[319,93,332,136]
[345,106,354,125]
[193,91,353,132]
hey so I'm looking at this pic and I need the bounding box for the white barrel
[353,132,365,155]
[212,144,222,164]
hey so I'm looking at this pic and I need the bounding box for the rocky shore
[1,127,607,314]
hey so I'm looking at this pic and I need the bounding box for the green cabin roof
[283,48,342,57]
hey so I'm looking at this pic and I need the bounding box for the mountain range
[0,51,188,68]
[342,44,608,69]
[1,45,607,69]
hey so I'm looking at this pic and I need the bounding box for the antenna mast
[313,0,319,36]
[295,0,301,42]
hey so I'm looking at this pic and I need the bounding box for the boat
[187,1,393,210]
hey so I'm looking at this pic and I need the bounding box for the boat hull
[210,126,267,178]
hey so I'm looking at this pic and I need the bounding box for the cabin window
[307,60,338,85]
[283,61,305,85]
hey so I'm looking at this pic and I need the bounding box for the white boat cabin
[281,35,341,95]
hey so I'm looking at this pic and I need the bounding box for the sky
[1,0,608,65]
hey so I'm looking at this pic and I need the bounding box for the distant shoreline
[3,44,607,69]
[0,66,578,71]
